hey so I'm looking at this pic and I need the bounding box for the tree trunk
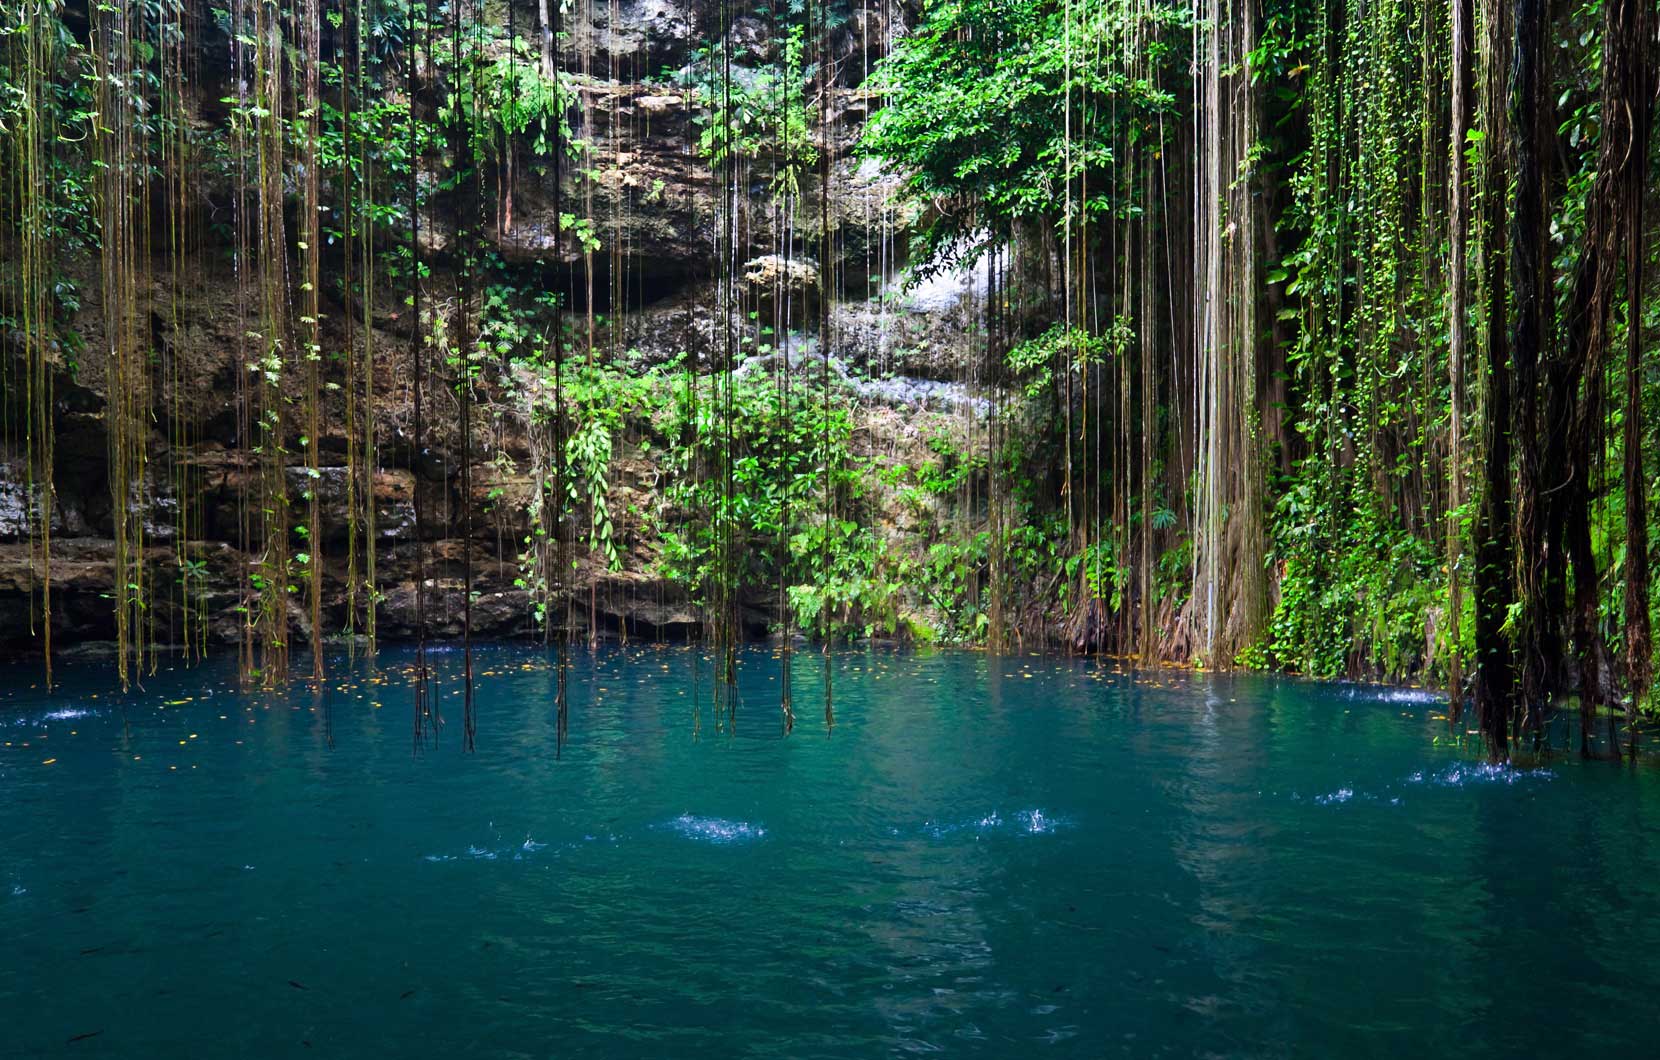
[1507,0,1550,746]
[1473,0,1514,760]
[1554,0,1654,754]
[1446,0,1473,725]
[1621,0,1653,756]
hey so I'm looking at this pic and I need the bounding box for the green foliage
[1264,476,1441,678]
[1005,323,1109,398]
[436,22,579,162]
[566,417,618,570]
[4,0,1653,692]
[689,22,819,202]
[786,517,909,640]
[917,533,992,641]
[657,367,895,638]
[862,0,1188,272]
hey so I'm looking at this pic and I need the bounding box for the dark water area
[3,645,1660,1058]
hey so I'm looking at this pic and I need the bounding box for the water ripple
[3,705,97,728]
[1406,763,1554,787]
[663,814,766,844]
[922,809,1067,838]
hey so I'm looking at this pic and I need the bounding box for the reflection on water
[2,645,1659,1058]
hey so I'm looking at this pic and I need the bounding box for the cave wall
[0,0,993,657]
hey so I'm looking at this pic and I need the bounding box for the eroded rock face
[0,0,991,659]
[570,0,706,73]
[0,477,28,539]
[832,256,990,383]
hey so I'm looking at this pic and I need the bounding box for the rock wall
[0,0,1001,658]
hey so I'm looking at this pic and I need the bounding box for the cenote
[2,647,1658,1058]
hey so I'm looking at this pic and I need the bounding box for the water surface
[3,646,1659,1057]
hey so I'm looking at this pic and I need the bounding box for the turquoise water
[3,645,1660,1058]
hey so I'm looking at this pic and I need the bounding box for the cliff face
[0,0,999,657]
